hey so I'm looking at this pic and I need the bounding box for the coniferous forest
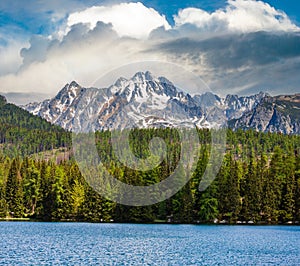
[0,96,300,224]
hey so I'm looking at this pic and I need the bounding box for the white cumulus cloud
[66,2,171,39]
[174,0,299,33]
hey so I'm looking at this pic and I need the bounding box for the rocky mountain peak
[109,71,181,103]
[113,77,128,87]
[193,92,222,108]
[132,71,156,83]
[56,81,82,100]
[228,92,300,134]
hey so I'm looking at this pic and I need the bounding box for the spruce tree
[5,158,24,217]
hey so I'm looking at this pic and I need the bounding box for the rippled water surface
[0,222,299,265]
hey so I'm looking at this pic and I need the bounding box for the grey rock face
[229,94,300,134]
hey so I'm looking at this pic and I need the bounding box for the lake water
[0,223,299,265]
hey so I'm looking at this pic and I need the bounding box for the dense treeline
[0,96,71,157]
[0,128,299,224]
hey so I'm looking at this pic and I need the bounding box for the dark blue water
[0,223,299,265]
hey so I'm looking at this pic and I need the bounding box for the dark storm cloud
[154,31,300,69]
[20,35,50,66]
[210,57,300,96]
[146,30,300,96]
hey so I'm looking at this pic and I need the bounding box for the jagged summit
[109,71,180,103]
[113,71,158,86]
[113,71,174,87]
[69,81,80,87]
[132,71,156,82]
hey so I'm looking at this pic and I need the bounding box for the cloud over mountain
[0,0,299,104]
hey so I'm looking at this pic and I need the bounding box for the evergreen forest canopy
[0,95,300,224]
[0,95,70,157]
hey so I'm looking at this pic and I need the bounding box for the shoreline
[0,218,299,226]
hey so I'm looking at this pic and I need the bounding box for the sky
[0,0,300,104]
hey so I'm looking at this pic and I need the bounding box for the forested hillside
[0,126,299,224]
[0,95,299,223]
[0,95,71,157]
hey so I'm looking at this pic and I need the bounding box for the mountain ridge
[228,93,300,134]
[21,72,299,134]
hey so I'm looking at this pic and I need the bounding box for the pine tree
[70,179,85,218]
[37,162,52,220]
[280,150,296,222]
[262,146,284,223]
[51,166,65,219]
[5,158,24,217]
[218,153,241,222]
[22,159,41,216]
[241,150,261,222]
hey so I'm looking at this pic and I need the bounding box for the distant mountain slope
[24,72,208,131]
[0,95,70,157]
[22,72,266,132]
[229,94,300,134]
[22,72,299,134]
[193,91,267,120]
